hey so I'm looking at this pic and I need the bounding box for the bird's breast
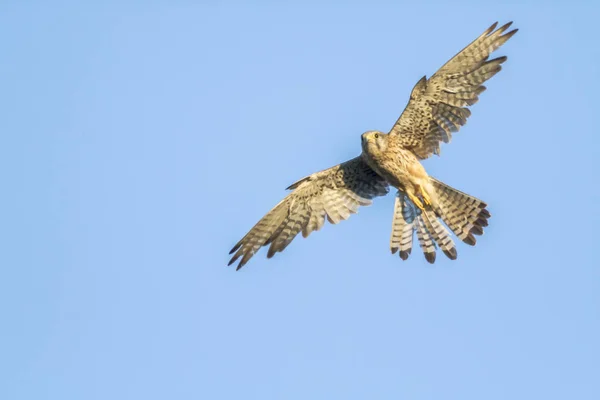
[362,147,423,189]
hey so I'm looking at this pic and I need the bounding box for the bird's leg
[408,192,425,212]
[419,185,432,206]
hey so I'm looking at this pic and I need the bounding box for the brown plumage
[229,22,516,269]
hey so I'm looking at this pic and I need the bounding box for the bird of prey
[229,22,517,270]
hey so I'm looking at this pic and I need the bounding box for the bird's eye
[374,133,379,139]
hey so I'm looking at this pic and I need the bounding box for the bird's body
[228,22,517,269]
[360,130,434,211]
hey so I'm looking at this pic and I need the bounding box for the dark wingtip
[229,242,241,254]
[499,21,513,31]
[507,28,519,37]
[493,55,508,64]
[391,247,398,255]
[227,252,240,266]
[444,248,458,260]
[479,209,491,218]
[464,234,477,246]
[476,217,489,227]
[286,176,310,190]
[502,28,518,44]
[470,226,484,236]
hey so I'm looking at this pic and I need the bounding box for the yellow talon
[409,193,425,211]
[420,186,432,206]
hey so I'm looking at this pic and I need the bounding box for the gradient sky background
[2,2,599,399]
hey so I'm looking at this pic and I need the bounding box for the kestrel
[229,22,517,270]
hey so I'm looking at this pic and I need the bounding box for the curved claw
[420,186,432,206]
[408,192,425,212]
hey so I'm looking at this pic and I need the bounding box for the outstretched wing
[389,22,517,159]
[228,157,389,270]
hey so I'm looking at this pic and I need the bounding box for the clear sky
[2,2,599,399]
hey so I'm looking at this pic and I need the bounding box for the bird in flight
[229,22,517,270]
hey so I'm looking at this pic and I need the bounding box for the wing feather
[228,157,389,270]
[389,22,517,159]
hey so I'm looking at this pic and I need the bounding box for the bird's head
[361,130,388,155]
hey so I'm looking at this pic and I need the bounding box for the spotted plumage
[229,22,516,269]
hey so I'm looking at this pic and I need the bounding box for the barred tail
[389,180,490,263]
[390,192,417,260]
[420,207,457,261]
[429,177,490,246]
[415,215,437,263]
[390,191,457,264]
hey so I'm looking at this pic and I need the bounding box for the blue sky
[2,2,599,399]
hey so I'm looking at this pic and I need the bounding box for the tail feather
[389,178,490,263]
[390,191,449,264]
[415,216,436,263]
[429,177,490,246]
[421,208,457,260]
[390,192,417,260]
